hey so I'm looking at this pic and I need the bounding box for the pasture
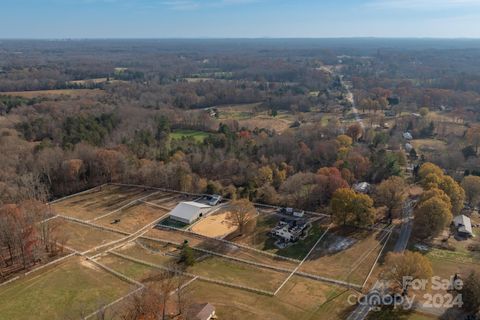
[298,227,389,285]
[54,217,124,252]
[186,276,356,320]
[51,185,155,220]
[0,256,132,320]
[112,239,288,292]
[0,183,390,319]
[145,227,299,270]
[95,202,169,233]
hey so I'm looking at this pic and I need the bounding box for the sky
[1,0,480,38]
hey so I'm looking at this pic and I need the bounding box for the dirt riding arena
[191,212,237,238]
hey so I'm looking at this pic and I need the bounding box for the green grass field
[170,130,210,143]
[0,257,132,320]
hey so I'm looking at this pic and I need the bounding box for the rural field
[298,227,389,285]
[0,183,398,319]
[0,256,133,320]
[51,185,156,221]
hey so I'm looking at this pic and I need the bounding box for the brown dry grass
[299,227,387,285]
[96,202,169,233]
[145,228,298,270]
[51,185,154,220]
[52,217,124,252]
[186,275,355,320]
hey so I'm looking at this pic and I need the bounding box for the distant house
[283,207,305,218]
[384,110,396,117]
[453,215,474,238]
[403,132,413,140]
[169,201,211,224]
[405,143,413,152]
[188,303,216,320]
[353,182,371,194]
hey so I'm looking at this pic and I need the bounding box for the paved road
[347,199,415,320]
[340,76,365,130]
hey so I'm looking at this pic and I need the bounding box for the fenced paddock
[51,185,157,221]
[145,227,299,270]
[298,226,391,286]
[111,240,288,292]
[1,182,390,319]
[95,202,169,233]
[0,256,132,320]
[54,217,125,252]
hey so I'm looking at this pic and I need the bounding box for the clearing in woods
[171,129,211,143]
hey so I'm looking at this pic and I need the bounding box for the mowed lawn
[234,215,330,260]
[0,257,132,320]
[171,130,210,143]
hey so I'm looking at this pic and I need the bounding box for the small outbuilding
[353,182,371,194]
[169,201,211,224]
[453,215,474,238]
[403,132,413,140]
[188,303,216,320]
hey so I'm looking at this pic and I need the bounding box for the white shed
[169,201,211,224]
[403,132,413,140]
[453,215,473,237]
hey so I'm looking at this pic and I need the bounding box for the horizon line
[2,36,480,41]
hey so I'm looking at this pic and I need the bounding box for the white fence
[110,251,275,296]
[157,224,301,263]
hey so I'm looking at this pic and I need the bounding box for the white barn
[169,201,211,224]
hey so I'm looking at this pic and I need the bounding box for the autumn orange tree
[330,188,375,227]
[374,176,407,221]
[417,162,465,215]
[414,195,452,239]
[383,251,433,293]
